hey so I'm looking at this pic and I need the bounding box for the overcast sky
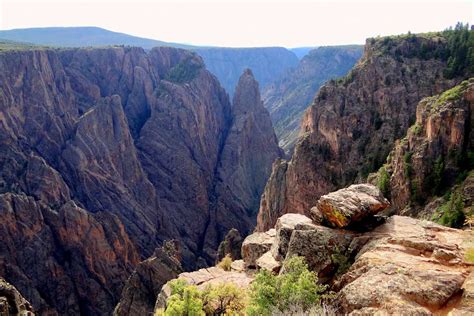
[1,0,472,47]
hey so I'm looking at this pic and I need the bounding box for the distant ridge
[0,26,301,96]
[0,26,195,49]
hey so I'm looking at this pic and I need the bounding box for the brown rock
[0,193,139,315]
[285,225,356,281]
[315,184,389,228]
[263,46,363,153]
[230,260,246,273]
[0,45,283,313]
[207,69,283,258]
[256,159,289,232]
[451,271,474,315]
[256,251,281,273]
[335,216,473,315]
[383,79,474,218]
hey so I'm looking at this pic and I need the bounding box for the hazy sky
[1,0,473,47]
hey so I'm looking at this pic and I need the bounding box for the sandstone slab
[335,216,473,315]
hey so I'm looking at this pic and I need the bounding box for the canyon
[0,45,281,314]
[0,25,473,316]
[263,45,363,152]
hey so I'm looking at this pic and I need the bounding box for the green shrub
[331,250,351,277]
[165,280,205,316]
[217,254,232,272]
[437,191,465,228]
[202,283,246,315]
[442,23,474,79]
[411,123,422,135]
[166,57,202,84]
[377,166,391,198]
[163,279,246,315]
[247,256,328,316]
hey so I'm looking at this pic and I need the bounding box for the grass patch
[217,254,232,272]
[465,248,474,263]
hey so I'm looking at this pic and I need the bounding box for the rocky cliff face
[371,79,474,220]
[256,34,470,231]
[263,45,363,152]
[0,46,281,314]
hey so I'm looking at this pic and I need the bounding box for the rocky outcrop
[216,229,243,263]
[263,45,363,152]
[335,216,473,315]
[158,182,474,315]
[114,241,182,316]
[315,184,389,228]
[0,46,281,314]
[256,33,470,232]
[0,278,34,316]
[372,79,474,219]
[271,214,313,261]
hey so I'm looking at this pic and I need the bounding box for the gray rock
[271,214,313,260]
[241,229,276,268]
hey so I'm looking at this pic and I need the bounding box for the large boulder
[334,216,473,315]
[271,214,313,260]
[241,229,276,268]
[316,184,389,228]
[285,224,356,281]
